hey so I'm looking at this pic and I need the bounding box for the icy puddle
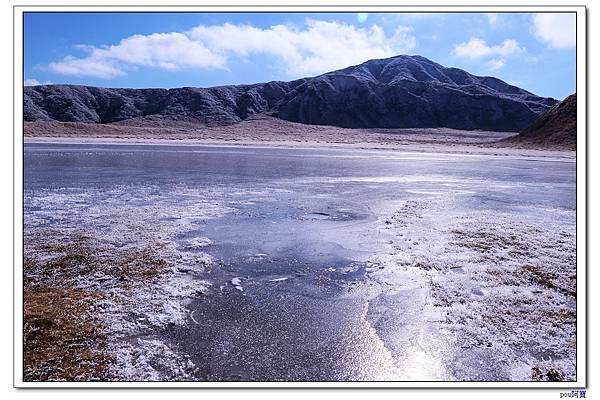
[23,143,576,382]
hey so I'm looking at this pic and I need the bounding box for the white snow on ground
[186,237,213,248]
[364,189,576,381]
[231,277,245,292]
[24,184,235,381]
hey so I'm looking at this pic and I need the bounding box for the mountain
[24,55,558,132]
[276,56,557,131]
[503,93,576,150]
[24,81,304,126]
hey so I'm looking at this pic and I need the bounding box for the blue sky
[24,12,576,99]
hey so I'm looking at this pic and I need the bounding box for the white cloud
[24,78,52,86]
[453,37,525,71]
[189,19,415,76]
[453,37,524,60]
[48,56,124,79]
[48,32,226,79]
[45,19,416,79]
[486,59,505,70]
[532,13,575,49]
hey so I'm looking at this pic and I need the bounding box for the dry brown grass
[108,248,168,281]
[24,286,112,381]
[25,231,169,285]
[531,365,565,381]
[23,231,172,381]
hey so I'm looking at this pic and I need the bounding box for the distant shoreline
[23,117,575,159]
[23,135,575,161]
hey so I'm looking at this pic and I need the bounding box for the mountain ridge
[24,54,558,132]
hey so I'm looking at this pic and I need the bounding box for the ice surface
[23,143,576,381]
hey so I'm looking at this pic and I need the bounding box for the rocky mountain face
[506,93,576,150]
[24,81,304,126]
[24,55,557,132]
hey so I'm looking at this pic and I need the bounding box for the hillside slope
[24,55,557,132]
[504,93,576,150]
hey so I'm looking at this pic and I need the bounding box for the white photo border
[13,2,587,389]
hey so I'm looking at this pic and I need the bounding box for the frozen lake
[23,143,577,382]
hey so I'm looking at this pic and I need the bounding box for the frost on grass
[374,194,576,381]
[442,216,576,381]
[23,184,233,381]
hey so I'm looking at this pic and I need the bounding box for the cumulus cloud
[453,37,524,60]
[46,19,416,79]
[48,32,226,79]
[189,20,415,76]
[453,37,524,70]
[532,13,576,49]
[48,56,124,79]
